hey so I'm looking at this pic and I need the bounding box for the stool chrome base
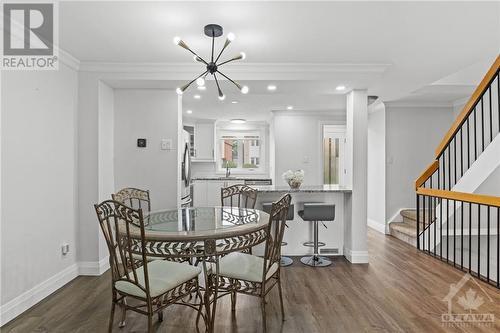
[280,256,293,267]
[300,255,332,267]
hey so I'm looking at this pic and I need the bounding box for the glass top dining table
[142,206,270,241]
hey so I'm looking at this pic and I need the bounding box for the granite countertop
[250,184,352,193]
[192,177,272,181]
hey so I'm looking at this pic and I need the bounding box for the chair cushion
[214,252,279,283]
[115,260,201,298]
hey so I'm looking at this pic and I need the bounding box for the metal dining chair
[209,194,292,333]
[94,200,203,333]
[221,184,258,209]
[112,187,151,215]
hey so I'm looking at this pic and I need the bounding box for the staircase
[414,55,500,288]
[389,209,432,246]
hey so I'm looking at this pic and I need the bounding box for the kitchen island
[251,184,352,258]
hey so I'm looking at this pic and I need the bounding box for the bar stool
[262,202,294,267]
[298,203,335,267]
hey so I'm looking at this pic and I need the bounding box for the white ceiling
[61,1,500,120]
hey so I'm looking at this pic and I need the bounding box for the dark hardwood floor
[3,229,500,333]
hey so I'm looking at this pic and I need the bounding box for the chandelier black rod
[217,70,241,90]
[186,47,208,66]
[183,70,208,91]
[217,57,239,67]
[211,34,215,63]
[213,72,224,97]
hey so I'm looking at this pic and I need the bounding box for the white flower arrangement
[282,169,304,189]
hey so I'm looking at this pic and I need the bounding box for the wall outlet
[61,243,70,255]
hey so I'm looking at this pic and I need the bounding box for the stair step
[401,209,435,225]
[389,222,416,247]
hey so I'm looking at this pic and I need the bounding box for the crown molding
[384,100,453,108]
[78,61,391,77]
[58,47,80,71]
[271,109,346,117]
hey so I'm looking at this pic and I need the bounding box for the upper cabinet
[193,122,215,161]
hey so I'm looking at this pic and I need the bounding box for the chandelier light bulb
[196,77,205,86]
[173,36,182,45]
[227,32,236,41]
[240,52,246,60]
[218,94,226,101]
[176,87,183,95]
[241,86,249,94]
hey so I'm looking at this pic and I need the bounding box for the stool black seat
[298,203,335,267]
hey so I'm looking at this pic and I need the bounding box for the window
[218,131,264,172]
[323,125,346,185]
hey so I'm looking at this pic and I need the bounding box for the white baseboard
[0,257,111,327]
[343,247,369,264]
[0,263,79,326]
[367,218,387,234]
[78,256,110,276]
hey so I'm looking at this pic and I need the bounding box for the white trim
[384,101,452,108]
[271,109,346,117]
[343,248,369,264]
[0,264,79,326]
[79,62,391,75]
[78,256,110,276]
[367,218,387,234]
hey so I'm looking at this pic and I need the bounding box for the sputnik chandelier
[174,24,248,100]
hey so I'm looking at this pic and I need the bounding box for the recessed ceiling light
[286,105,293,110]
[267,85,277,91]
[336,85,346,91]
[197,86,206,91]
[230,119,246,124]
[194,94,201,99]
[186,110,193,114]
[231,101,238,104]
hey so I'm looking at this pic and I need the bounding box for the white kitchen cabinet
[193,122,215,161]
[206,181,225,206]
[192,181,208,207]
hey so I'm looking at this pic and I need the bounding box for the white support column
[344,90,369,263]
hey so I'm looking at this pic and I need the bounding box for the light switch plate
[161,139,172,150]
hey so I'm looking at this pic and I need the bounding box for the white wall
[273,111,346,186]
[385,104,454,220]
[1,63,79,322]
[367,102,386,233]
[114,89,179,210]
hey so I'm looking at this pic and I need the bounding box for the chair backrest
[94,200,151,298]
[262,194,292,278]
[112,187,151,214]
[221,184,258,209]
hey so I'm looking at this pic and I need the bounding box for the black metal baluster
[467,117,470,170]
[440,197,443,260]
[432,177,436,257]
[448,147,451,191]
[454,138,457,187]
[474,108,478,162]
[459,202,463,272]
[469,203,472,274]
[460,128,463,178]
[423,194,426,252]
[481,98,485,153]
[497,206,499,289]
[446,198,449,263]
[489,87,493,143]
[428,191,431,254]
[478,204,481,280]
[487,206,490,283]
[416,194,420,250]
[453,200,456,267]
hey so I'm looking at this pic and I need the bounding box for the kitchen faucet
[225,162,231,178]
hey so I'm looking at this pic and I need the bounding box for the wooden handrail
[416,187,500,207]
[435,55,500,158]
[415,160,439,189]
